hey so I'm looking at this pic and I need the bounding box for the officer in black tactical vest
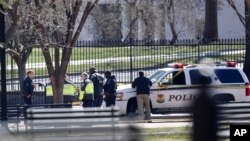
[103,71,117,107]
[89,67,104,107]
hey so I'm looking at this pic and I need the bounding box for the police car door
[151,70,192,112]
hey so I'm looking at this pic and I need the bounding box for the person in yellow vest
[80,72,94,107]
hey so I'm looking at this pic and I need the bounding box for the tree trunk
[32,1,98,104]
[53,47,63,103]
[137,10,146,40]
[243,0,250,79]
[153,0,165,40]
[121,1,131,41]
[166,0,177,44]
[203,0,218,41]
[169,22,178,44]
[17,62,26,105]
[50,74,64,103]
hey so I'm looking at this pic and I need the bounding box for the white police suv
[116,62,250,115]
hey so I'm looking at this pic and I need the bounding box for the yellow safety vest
[79,82,94,100]
[46,84,76,96]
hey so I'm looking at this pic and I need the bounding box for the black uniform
[103,75,117,107]
[132,76,152,95]
[89,72,104,107]
[23,77,34,105]
[81,79,94,107]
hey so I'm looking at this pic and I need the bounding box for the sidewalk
[0,122,27,141]
[119,121,192,129]
[6,119,192,134]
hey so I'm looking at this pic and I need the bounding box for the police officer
[80,72,94,107]
[132,71,152,122]
[103,71,117,107]
[89,67,104,107]
[23,70,35,105]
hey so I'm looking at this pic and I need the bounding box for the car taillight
[246,83,250,96]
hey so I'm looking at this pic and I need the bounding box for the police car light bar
[174,63,185,68]
[226,61,237,67]
[167,63,187,68]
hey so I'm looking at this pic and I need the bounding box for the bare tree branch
[5,0,19,43]
[6,48,20,57]
[60,0,98,80]
[65,0,83,45]
[71,1,98,46]
[33,0,55,74]
[226,0,245,27]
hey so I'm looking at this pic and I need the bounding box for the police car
[116,62,250,115]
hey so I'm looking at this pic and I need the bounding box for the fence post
[197,39,201,61]
[11,59,14,90]
[130,38,133,83]
[44,85,47,104]
[0,5,7,121]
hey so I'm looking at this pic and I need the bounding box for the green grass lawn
[5,44,245,79]
[144,126,191,141]
[6,44,245,64]
[144,126,230,141]
[5,53,245,79]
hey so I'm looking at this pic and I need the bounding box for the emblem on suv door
[157,94,165,103]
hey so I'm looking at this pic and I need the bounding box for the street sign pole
[0,5,7,121]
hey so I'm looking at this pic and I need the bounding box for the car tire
[127,100,137,117]
[213,94,235,104]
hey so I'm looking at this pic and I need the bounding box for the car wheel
[213,95,234,104]
[127,101,137,117]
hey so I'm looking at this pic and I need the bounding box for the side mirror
[159,79,170,87]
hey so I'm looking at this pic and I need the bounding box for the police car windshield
[148,70,166,83]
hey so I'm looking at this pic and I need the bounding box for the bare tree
[244,0,250,79]
[165,0,177,42]
[1,0,98,103]
[121,0,142,41]
[122,0,157,40]
[227,0,245,27]
[26,0,98,103]
[162,0,204,42]
[1,0,39,98]
[90,2,122,40]
[226,0,250,79]
[153,0,165,40]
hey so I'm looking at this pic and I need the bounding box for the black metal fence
[2,38,247,105]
